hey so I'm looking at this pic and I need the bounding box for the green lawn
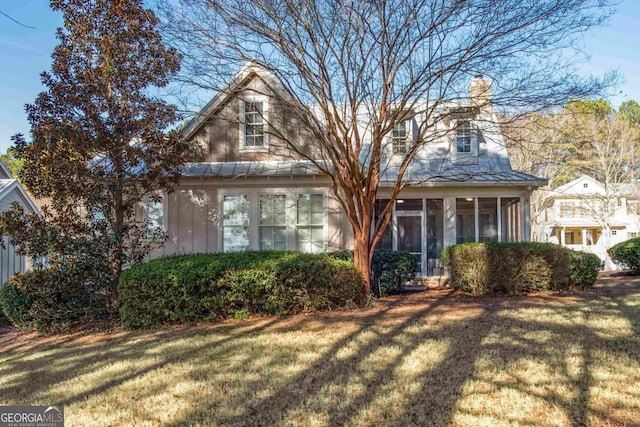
[1,274,639,426]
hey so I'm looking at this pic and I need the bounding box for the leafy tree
[161,0,615,294]
[1,0,189,301]
[0,147,23,179]
[619,100,640,126]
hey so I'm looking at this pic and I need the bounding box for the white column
[560,227,566,246]
[474,197,479,242]
[443,197,457,248]
[582,228,587,251]
[497,197,502,242]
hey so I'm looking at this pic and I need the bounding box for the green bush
[328,249,417,297]
[442,242,576,295]
[568,251,601,289]
[608,238,640,272]
[0,266,109,332]
[118,251,365,329]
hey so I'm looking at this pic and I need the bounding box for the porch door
[395,210,423,275]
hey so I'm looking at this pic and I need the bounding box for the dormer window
[583,183,588,188]
[240,96,268,151]
[456,121,472,153]
[391,121,409,154]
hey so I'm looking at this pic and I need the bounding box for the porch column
[560,227,566,246]
[581,228,587,251]
[443,197,457,248]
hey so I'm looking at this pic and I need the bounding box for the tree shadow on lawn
[167,285,640,426]
[0,280,638,426]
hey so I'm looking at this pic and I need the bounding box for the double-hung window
[260,195,287,250]
[223,195,250,252]
[145,195,165,239]
[456,121,472,153]
[296,194,324,253]
[391,121,409,154]
[244,101,265,148]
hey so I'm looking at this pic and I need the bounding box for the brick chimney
[469,75,493,116]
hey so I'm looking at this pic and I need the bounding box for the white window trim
[450,119,478,160]
[143,193,167,241]
[221,194,251,252]
[239,96,269,152]
[389,119,414,156]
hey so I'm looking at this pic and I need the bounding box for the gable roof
[0,160,11,179]
[182,63,291,141]
[553,175,604,195]
[0,179,40,215]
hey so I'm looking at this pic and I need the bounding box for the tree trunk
[353,232,372,297]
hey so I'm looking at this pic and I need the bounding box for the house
[535,175,640,263]
[0,160,40,285]
[534,174,640,264]
[149,65,546,277]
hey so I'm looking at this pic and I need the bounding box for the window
[612,230,617,236]
[223,195,250,252]
[565,231,574,244]
[618,198,623,207]
[242,100,266,148]
[145,195,164,239]
[391,121,409,154]
[260,195,287,250]
[631,232,637,238]
[583,183,588,188]
[296,194,324,253]
[560,202,573,218]
[456,121,472,153]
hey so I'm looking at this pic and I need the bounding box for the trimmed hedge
[0,267,109,332]
[328,249,417,297]
[118,251,365,329]
[442,242,599,295]
[608,237,640,272]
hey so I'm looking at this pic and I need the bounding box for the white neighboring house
[534,175,640,266]
[0,160,40,285]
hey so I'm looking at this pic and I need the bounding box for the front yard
[1,275,639,426]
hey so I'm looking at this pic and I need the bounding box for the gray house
[0,160,39,285]
[148,65,546,277]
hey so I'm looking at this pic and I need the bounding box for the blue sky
[0,1,639,154]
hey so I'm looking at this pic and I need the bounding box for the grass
[0,274,639,426]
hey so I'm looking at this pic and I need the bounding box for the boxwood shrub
[442,242,599,295]
[118,251,365,329]
[328,249,417,297]
[608,237,640,272]
[0,266,110,332]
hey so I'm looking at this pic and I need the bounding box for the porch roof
[181,160,547,187]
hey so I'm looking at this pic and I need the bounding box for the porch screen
[478,198,498,242]
[374,199,392,250]
[500,197,521,242]
[456,198,475,243]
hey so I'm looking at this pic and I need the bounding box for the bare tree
[158,0,616,294]
[503,112,580,240]
[561,100,640,268]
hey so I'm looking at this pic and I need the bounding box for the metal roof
[181,160,546,187]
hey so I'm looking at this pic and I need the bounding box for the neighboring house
[0,160,40,285]
[534,175,640,264]
[149,65,546,277]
